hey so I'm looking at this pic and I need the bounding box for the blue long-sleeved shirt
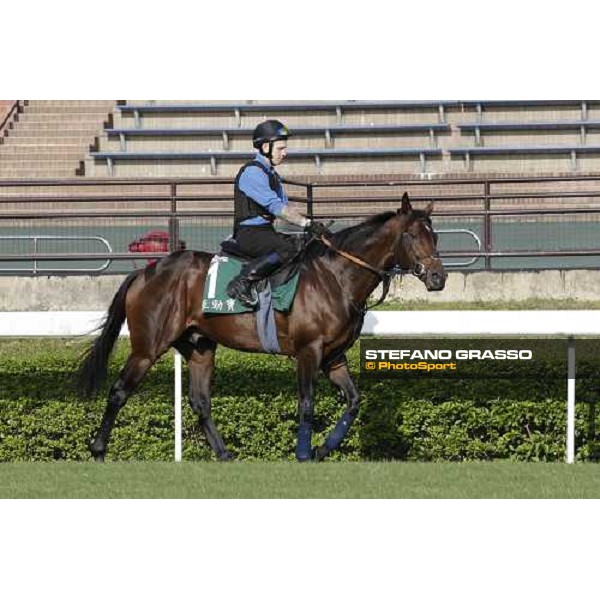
[237,153,289,226]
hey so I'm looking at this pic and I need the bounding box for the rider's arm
[238,167,309,227]
[279,204,309,228]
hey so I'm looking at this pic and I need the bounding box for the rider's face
[263,140,288,165]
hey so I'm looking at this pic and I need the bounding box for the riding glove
[305,219,332,239]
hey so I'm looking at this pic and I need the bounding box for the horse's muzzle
[423,261,446,291]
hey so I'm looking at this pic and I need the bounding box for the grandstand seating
[85,100,600,178]
[456,99,590,112]
[458,121,600,146]
[449,145,600,172]
[4,100,600,180]
[92,147,443,176]
[116,100,456,126]
[106,123,449,151]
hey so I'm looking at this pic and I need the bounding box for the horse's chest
[326,311,365,352]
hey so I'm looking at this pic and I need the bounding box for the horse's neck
[328,228,396,309]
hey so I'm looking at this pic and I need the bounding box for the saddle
[202,240,303,318]
[219,236,303,290]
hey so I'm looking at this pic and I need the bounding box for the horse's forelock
[411,208,433,225]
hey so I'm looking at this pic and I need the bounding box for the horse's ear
[424,201,433,216]
[398,192,412,215]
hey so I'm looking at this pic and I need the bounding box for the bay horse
[78,192,446,462]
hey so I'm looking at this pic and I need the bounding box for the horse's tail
[77,271,139,398]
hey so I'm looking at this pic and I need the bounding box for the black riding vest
[233,160,281,230]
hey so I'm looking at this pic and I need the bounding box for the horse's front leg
[313,356,359,461]
[295,341,323,462]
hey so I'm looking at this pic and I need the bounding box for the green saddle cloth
[202,255,300,314]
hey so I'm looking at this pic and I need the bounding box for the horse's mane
[303,209,431,262]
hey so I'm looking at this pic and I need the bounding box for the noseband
[400,231,440,282]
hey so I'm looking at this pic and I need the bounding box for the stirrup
[238,287,259,308]
[227,278,259,308]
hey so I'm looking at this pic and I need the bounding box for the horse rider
[226,119,330,307]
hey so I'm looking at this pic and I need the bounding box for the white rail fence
[2,310,600,464]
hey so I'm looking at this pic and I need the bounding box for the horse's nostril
[430,272,445,288]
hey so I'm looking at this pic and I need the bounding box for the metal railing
[0,235,112,274]
[436,230,481,268]
[1,174,600,274]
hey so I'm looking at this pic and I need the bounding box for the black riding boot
[226,253,284,308]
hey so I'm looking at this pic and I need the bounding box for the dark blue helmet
[252,120,291,149]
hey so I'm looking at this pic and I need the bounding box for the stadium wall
[2,270,600,311]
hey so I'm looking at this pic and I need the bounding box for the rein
[320,236,390,278]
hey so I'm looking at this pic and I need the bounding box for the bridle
[318,228,439,310]
[399,227,441,283]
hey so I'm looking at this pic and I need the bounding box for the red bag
[128,231,186,265]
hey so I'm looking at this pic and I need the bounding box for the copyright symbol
[365,362,376,370]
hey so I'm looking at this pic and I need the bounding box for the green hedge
[1,339,599,462]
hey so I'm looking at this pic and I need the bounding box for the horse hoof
[296,452,313,463]
[90,450,105,463]
[312,446,327,462]
[90,442,105,463]
[218,451,233,462]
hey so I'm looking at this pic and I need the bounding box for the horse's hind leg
[313,355,359,461]
[90,354,153,462]
[182,337,232,461]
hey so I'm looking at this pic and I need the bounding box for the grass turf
[3,299,600,498]
[1,462,600,498]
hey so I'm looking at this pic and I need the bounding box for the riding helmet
[252,120,291,149]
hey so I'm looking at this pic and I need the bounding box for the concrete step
[19,113,112,122]
[15,115,110,125]
[1,141,94,151]
[0,164,82,179]
[26,99,115,105]
[21,104,111,112]
[0,101,115,179]
[0,169,81,179]
[1,142,83,149]
[5,131,101,140]
[12,121,109,132]
[0,148,84,160]
[25,101,116,113]
[0,157,80,165]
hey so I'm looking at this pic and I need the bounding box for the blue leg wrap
[323,410,356,453]
[296,422,313,461]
